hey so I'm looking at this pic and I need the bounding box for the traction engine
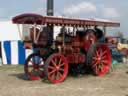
[12,13,120,83]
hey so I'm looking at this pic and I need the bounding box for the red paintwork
[66,53,86,64]
[60,43,86,64]
[61,31,94,64]
[72,41,83,47]
[12,13,120,27]
[12,13,43,24]
[24,42,32,49]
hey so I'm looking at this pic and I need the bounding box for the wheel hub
[97,57,101,61]
[56,66,60,70]
[97,57,101,63]
[33,64,39,69]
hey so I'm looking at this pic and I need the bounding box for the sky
[0,0,127,37]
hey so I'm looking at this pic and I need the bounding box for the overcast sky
[0,0,127,37]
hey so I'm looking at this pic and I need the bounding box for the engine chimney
[47,0,54,45]
[47,0,54,16]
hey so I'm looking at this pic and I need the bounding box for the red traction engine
[12,13,120,83]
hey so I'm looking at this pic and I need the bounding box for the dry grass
[0,63,128,96]
[0,65,23,71]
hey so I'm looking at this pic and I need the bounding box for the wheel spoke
[58,58,62,66]
[34,57,43,65]
[96,50,100,57]
[101,60,108,65]
[51,59,57,67]
[33,56,37,64]
[59,68,64,72]
[101,55,106,60]
[38,69,43,74]
[99,49,103,57]
[92,56,98,60]
[58,71,63,78]
[51,72,56,79]
[39,65,44,68]
[101,50,107,57]
[49,69,56,75]
[59,63,64,67]
[92,60,96,65]
[92,60,99,68]
[56,71,60,80]
[29,60,35,65]
[56,71,63,80]
[48,66,54,70]
[38,59,44,65]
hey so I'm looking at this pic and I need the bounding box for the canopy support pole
[17,24,23,41]
[103,26,106,37]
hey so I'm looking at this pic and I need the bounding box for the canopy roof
[12,13,120,27]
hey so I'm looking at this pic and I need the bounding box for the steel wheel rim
[92,45,111,76]
[25,54,44,80]
[46,53,68,83]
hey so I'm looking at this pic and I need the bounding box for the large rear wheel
[44,53,68,83]
[87,44,111,76]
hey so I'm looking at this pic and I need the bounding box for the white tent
[0,21,20,41]
[0,21,33,65]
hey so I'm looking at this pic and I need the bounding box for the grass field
[0,63,128,96]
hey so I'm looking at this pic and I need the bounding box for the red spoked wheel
[91,44,111,76]
[24,53,45,80]
[44,53,68,84]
